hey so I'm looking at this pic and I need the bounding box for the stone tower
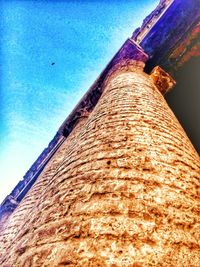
[0,0,200,266]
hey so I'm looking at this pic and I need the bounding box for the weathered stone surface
[1,61,199,266]
[169,21,200,70]
[0,117,88,262]
[0,196,18,233]
[0,132,63,224]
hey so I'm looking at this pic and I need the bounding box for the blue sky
[0,0,158,202]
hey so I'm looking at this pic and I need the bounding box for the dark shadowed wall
[166,57,200,154]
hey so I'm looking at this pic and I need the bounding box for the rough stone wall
[0,118,88,262]
[1,63,200,267]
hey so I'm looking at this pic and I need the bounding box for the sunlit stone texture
[0,118,89,264]
[150,66,176,95]
[1,58,200,266]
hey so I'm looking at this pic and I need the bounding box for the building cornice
[134,0,200,73]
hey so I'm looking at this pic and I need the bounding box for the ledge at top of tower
[150,66,176,95]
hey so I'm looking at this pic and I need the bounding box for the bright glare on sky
[0,0,158,203]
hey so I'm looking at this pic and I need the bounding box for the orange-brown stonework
[150,66,176,95]
[0,62,200,266]
[0,118,88,263]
